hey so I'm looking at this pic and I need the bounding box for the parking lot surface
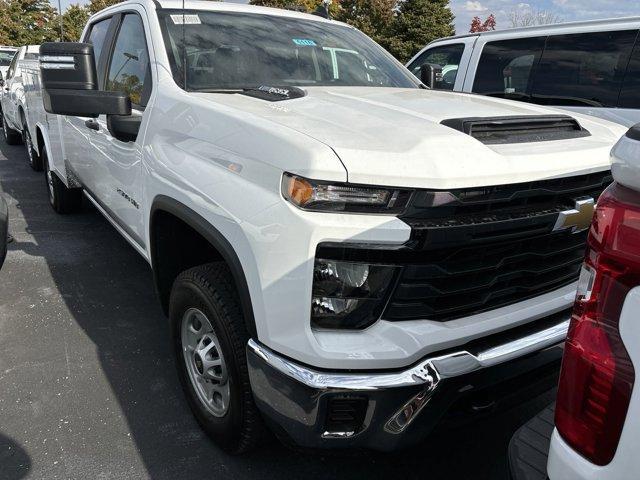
[0,140,554,480]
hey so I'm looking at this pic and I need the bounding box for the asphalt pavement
[0,138,554,480]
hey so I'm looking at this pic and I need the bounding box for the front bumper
[247,313,569,450]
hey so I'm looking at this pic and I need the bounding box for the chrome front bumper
[247,316,569,450]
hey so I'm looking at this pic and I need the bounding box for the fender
[149,195,258,338]
[34,122,57,165]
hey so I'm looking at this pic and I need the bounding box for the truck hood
[194,87,626,189]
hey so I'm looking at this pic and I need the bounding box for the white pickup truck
[1,45,41,171]
[28,0,626,453]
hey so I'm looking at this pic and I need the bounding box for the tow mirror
[420,63,443,89]
[40,42,131,117]
[0,196,8,270]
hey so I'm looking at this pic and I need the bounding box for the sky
[49,0,640,34]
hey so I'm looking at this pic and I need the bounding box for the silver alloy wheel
[181,307,230,417]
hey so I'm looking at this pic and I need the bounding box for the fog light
[311,259,397,330]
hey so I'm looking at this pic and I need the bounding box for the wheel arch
[149,195,258,338]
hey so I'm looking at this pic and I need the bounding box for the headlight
[282,173,412,213]
[311,259,398,330]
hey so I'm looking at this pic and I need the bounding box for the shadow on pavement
[0,140,553,479]
[0,432,31,480]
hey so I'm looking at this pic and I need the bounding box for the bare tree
[508,8,563,28]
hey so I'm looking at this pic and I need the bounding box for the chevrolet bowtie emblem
[553,197,595,233]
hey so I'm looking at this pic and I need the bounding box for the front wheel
[170,262,264,454]
[2,113,21,145]
[43,149,82,214]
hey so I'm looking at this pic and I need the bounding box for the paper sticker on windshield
[170,14,201,25]
[293,39,317,47]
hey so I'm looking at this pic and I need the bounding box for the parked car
[0,45,40,169]
[0,46,17,80]
[407,17,640,127]
[31,0,626,454]
[509,124,640,480]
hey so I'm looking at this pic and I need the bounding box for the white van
[407,18,640,127]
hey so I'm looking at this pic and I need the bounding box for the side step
[508,404,555,480]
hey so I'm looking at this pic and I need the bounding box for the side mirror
[0,195,8,270]
[40,42,131,117]
[420,63,443,89]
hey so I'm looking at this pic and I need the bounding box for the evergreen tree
[335,0,395,48]
[0,0,59,45]
[62,4,90,42]
[249,0,317,12]
[387,0,455,63]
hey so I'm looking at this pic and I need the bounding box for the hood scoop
[441,115,591,145]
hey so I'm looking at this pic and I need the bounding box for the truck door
[61,15,115,191]
[406,37,477,91]
[83,10,152,249]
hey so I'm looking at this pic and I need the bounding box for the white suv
[27,1,626,453]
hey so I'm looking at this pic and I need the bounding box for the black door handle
[84,119,99,131]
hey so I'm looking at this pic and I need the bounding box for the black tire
[2,113,22,145]
[23,125,42,171]
[43,149,82,214]
[170,262,264,454]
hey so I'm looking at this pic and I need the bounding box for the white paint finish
[611,132,640,192]
[203,87,625,190]
[548,287,640,480]
[410,19,640,128]
[27,0,625,370]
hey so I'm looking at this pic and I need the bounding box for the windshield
[0,50,16,67]
[157,10,419,91]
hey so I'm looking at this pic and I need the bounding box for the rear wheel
[2,113,21,145]
[43,149,82,214]
[170,262,264,454]
[23,126,42,171]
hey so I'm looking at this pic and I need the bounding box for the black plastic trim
[441,115,590,144]
[626,123,640,141]
[149,196,258,338]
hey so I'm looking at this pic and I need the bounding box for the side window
[106,14,151,108]
[473,37,546,98]
[408,44,465,90]
[6,52,19,79]
[531,31,637,107]
[619,38,640,109]
[86,17,112,82]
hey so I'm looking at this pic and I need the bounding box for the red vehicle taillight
[556,183,640,466]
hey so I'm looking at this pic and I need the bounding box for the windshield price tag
[171,14,201,25]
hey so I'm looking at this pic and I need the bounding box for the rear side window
[473,37,545,99]
[619,39,640,109]
[409,44,465,90]
[532,31,637,107]
[24,53,39,60]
